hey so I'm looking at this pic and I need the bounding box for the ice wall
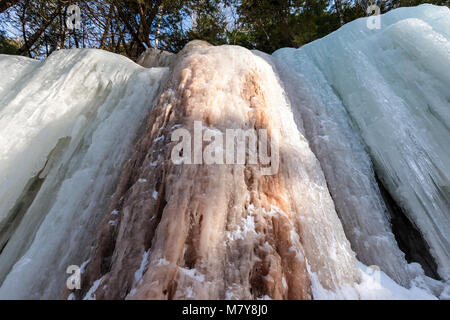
[0,49,168,299]
[259,50,413,286]
[0,5,448,300]
[71,41,362,300]
[274,4,450,280]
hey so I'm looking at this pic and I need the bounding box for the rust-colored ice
[69,41,360,300]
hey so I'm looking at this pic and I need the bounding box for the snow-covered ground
[309,261,440,300]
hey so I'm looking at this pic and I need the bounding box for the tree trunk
[335,0,345,26]
[155,5,162,49]
[58,2,66,49]
[115,6,147,53]
[17,9,59,56]
[99,4,113,49]
[0,0,20,13]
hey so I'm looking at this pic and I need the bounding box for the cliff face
[72,41,360,300]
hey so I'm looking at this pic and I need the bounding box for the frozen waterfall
[0,5,448,300]
[0,49,168,299]
[274,4,450,281]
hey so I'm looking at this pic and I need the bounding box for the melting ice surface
[0,49,167,299]
[275,4,450,282]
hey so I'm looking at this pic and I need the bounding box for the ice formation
[0,5,448,300]
[137,48,176,69]
[259,51,412,287]
[71,40,360,300]
[0,49,168,299]
[274,4,450,281]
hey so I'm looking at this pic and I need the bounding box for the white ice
[275,4,450,281]
[309,260,439,300]
[0,49,168,299]
[263,49,412,286]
